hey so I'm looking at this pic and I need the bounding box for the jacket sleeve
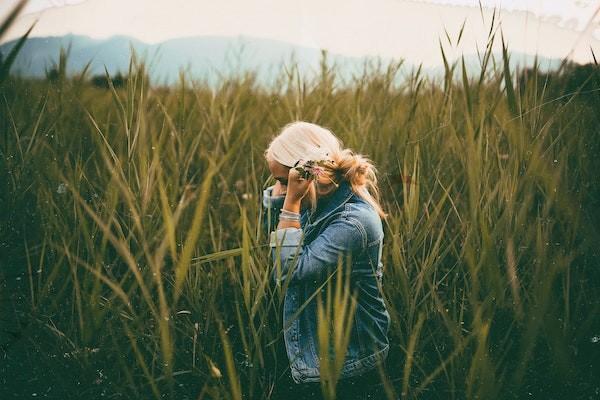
[269,216,366,287]
[261,185,286,240]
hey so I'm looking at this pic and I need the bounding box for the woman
[262,121,391,399]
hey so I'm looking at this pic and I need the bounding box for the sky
[2,0,599,67]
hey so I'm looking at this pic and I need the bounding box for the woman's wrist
[282,197,302,214]
[278,197,302,229]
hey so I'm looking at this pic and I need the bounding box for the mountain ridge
[0,34,564,86]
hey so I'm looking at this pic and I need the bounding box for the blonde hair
[264,121,387,219]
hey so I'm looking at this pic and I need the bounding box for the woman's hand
[285,166,313,203]
[277,165,313,229]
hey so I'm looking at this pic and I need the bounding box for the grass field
[1,13,600,399]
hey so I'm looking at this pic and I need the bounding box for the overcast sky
[2,0,599,67]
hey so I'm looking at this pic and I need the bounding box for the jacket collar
[303,179,355,230]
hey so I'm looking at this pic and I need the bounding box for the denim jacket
[262,179,391,383]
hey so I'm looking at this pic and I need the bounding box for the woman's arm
[269,213,366,287]
[269,165,366,287]
[270,169,366,284]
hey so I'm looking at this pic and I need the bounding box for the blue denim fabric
[262,179,391,384]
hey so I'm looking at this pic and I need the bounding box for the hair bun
[330,148,372,186]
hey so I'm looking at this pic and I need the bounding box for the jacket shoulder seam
[344,215,368,251]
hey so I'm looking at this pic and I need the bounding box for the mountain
[0,34,564,87]
[0,34,405,87]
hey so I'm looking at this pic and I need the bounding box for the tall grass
[1,13,599,400]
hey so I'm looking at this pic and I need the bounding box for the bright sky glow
[2,0,599,67]
[415,0,599,31]
[30,0,86,12]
